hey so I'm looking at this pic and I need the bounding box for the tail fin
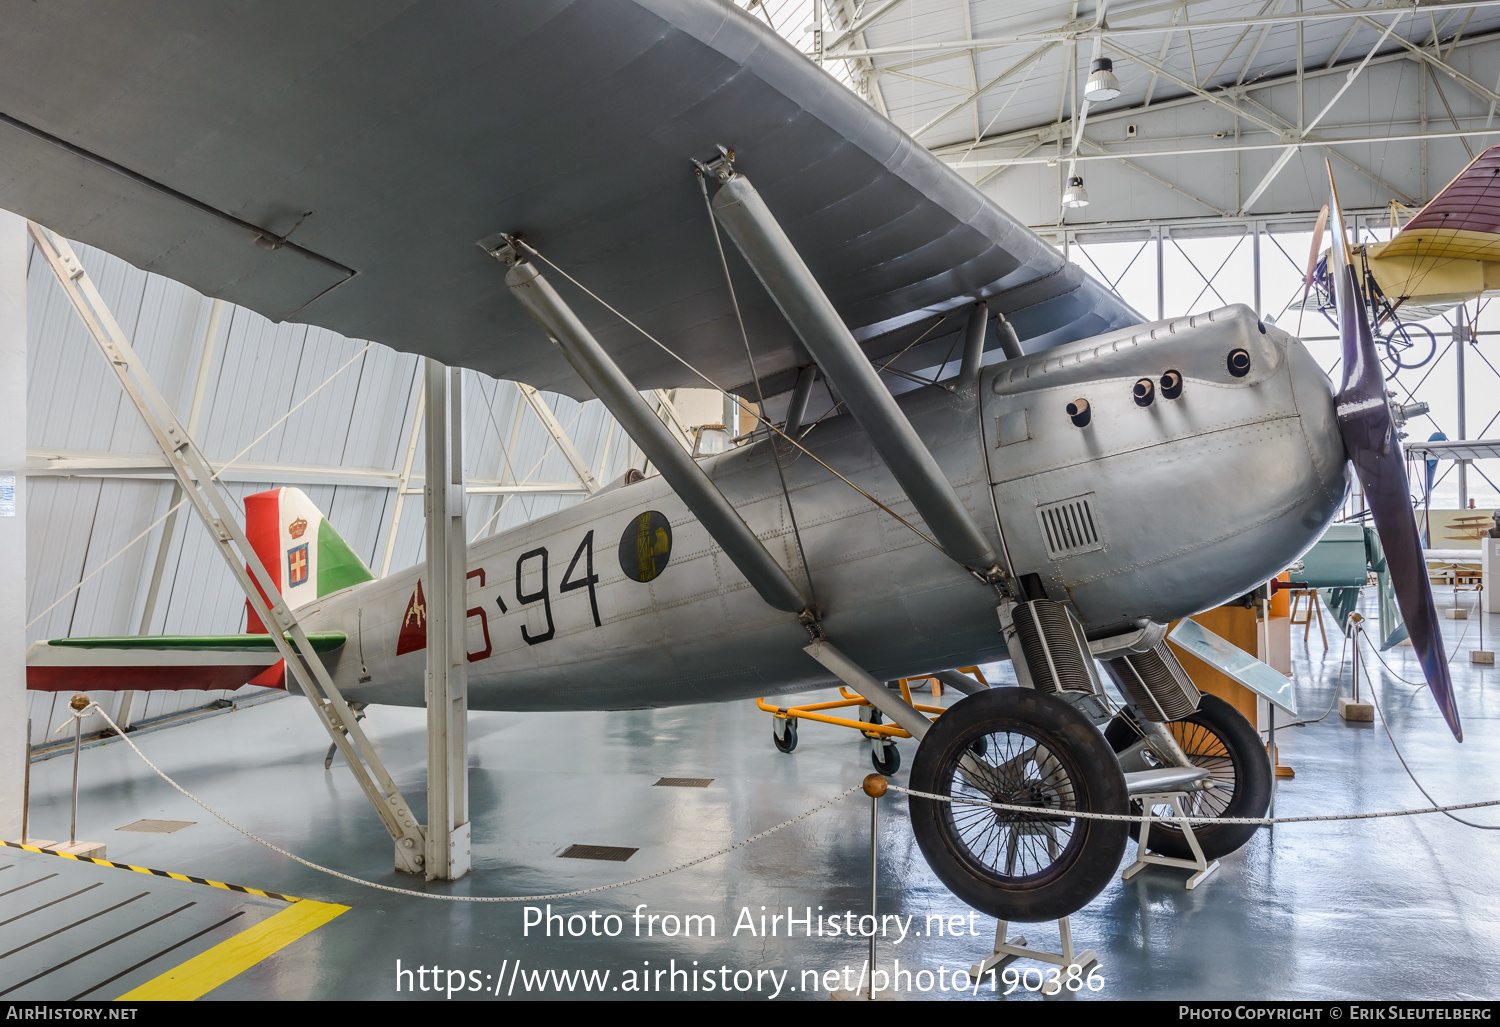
[244,487,375,631]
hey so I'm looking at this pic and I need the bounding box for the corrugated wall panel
[25,239,637,740]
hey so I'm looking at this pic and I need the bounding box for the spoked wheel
[1381,321,1437,377]
[1106,694,1271,860]
[909,688,1129,922]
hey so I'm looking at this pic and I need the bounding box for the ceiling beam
[828,0,1500,59]
[912,43,1059,141]
[930,25,1500,158]
[1078,138,1233,214]
[1237,11,1407,212]
[25,449,588,494]
[946,123,1500,167]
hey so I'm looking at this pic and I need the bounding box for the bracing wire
[518,241,949,555]
[28,339,374,630]
[696,169,819,612]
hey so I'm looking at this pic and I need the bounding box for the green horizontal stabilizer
[47,633,347,653]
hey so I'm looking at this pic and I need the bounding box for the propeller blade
[1297,205,1329,336]
[1326,164,1462,741]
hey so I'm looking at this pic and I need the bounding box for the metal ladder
[28,223,428,874]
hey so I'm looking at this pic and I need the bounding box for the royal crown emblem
[288,517,309,539]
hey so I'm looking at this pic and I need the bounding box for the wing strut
[782,364,817,439]
[708,167,1005,583]
[958,301,990,392]
[497,248,811,619]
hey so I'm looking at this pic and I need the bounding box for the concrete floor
[9,586,1500,1001]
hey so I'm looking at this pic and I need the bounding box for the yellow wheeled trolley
[758,667,988,775]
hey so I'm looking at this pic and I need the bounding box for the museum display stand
[968,915,1098,998]
[1121,790,1220,890]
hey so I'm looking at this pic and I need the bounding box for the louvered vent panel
[1035,494,1104,558]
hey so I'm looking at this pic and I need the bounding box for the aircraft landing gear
[1105,694,1271,861]
[1381,321,1437,378]
[908,687,1129,923]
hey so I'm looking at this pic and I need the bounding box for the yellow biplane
[1298,144,1500,374]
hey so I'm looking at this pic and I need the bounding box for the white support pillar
[379,367,425,578]
[423,359,469,881]
[1252,222,1262,319]
[0,211,26,842]
[1457,310,1469,509]
[1156,228,1166,321]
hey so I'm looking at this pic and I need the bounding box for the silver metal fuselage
[299,304,1347,712]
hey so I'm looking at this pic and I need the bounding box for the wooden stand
[1289,588,1327,647]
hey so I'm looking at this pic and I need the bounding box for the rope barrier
[81,702,859,903]
[891,784,1500,826]
[75,685,1500,908]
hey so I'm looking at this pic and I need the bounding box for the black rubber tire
[872,741,901,776]
[773,719,797,754]
[909,687,1129,923]
[1124,694,1272,861]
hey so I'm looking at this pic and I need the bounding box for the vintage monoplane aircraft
[8,1,1459,922]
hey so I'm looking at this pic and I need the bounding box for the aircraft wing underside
[0,0,1140,399]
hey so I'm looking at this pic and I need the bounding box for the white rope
[27,499,187,628]
[210,341,374,482]
[1357,591,1480,690]
[1355,629,1500,831]
[83,702,858,902]
[891,784,1500,826]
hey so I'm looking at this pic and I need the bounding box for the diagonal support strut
[27,223,428,874]
[708,169,1004,582]
[492,245,810,618]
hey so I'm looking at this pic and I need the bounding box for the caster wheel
[872,741,901,776]
[773,718,798,754]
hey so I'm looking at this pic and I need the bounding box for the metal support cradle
[967,820,1097,997]
[1121,790,1221,890]
[969,916,1099,998]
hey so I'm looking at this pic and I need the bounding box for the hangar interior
[3,0,1499,1003]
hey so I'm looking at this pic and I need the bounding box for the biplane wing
[0,0,1139,400]
[1377,145,1500,262]
[1365,144,1500,306]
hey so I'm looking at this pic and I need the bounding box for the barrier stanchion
[834,774,890,1001]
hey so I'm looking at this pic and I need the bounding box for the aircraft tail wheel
[871,740,901,776]
[908,687,1129,922]
[773,718,798,754]
[1126,694,1272,861]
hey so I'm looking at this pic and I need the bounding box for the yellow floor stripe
[1,840,298,901]
[117,898,348,1001]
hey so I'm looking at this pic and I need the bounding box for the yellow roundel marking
[619,511,672,583]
